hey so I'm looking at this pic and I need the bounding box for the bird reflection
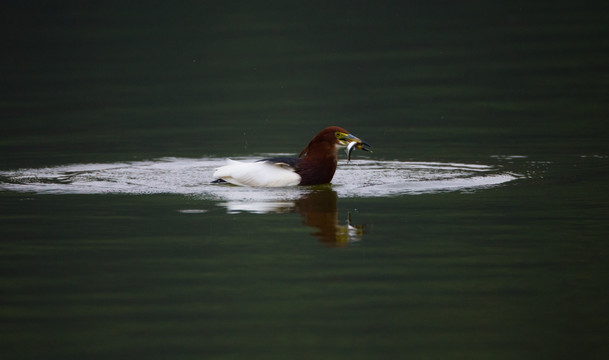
[294,190,365,246]
[218,189,365,246]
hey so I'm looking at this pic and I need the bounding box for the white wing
[213,159,301,187]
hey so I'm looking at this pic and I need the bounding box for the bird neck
[297,144,338,185]
[303,141,338,163]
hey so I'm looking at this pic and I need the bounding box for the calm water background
[1,1,609,359]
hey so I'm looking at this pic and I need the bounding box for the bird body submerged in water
[213,126,372,187]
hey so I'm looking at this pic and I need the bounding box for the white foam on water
[0,157,520,199]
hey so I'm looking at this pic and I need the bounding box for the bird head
[299,126,372,158]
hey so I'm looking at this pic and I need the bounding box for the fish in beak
[336,133,372,161]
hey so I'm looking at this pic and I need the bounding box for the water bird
[212,126,372,187]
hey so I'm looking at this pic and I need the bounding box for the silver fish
[346,141,358,162]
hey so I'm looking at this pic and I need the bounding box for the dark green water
[1,2,608,359]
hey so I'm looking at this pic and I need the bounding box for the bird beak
[338,132,373,162]
[339,133,373,152]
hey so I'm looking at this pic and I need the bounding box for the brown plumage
[296,126,351,185]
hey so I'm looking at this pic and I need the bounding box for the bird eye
[335,132,344,139]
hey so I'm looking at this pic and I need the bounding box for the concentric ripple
[0,157,520,199]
